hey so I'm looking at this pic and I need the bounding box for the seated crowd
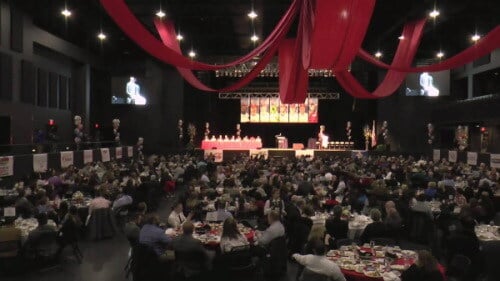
[1,153,499,281]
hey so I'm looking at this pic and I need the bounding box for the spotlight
[471,34,481,42]
[398,35,405,40]
[155,10,166,18]
[436,51,444,59]
[429,9,440,18]
[97,32,107,40]
[374,51,382,58]
[248,10,258,19]
[176,34,184,41]
[250,34,259,42]
[61,8,72,17]
[188,50,196,58]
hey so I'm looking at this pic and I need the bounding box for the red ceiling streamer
[101,0,500,100]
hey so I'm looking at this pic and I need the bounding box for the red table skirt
[201,140,262,150]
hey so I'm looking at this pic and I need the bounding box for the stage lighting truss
[214,62,337,78]
[218,92,340,99]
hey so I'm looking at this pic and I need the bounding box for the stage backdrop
[241,97,318,123]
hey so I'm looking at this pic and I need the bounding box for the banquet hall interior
[0,0,500,281]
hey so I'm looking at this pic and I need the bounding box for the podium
[275,136,288,148]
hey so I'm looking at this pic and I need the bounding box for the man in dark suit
[360,209,387,244]
[172,221,213,281]
[325,205,349,244]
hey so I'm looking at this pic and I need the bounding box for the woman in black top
[401,250,443,281]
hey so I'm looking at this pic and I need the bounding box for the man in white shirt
[256,211,285,246]
[167,202,192,228]
[293,240,346,281]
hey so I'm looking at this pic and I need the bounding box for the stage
[199,148,367,162]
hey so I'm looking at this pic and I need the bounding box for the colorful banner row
[240,97,318,123]
[432,149,500,168]
[0,146,134,177]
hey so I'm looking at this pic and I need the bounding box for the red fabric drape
[279,39,309,103]
[307,0,353,69]
[155,20,281,92]
[100,0,298,70]
[357,26,500,72]
[332,0,376,72]
[336,19,427,99]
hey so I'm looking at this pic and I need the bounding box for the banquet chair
[371,237,396,246]
[220,245,256,280]
[299,268,330,281]
[87,208,116,240]
[263,236,287,280]
[446,254,471,281]
[29,230,61,270]
[130,243,164,281]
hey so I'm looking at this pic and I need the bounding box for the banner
[490,154,500,168]
[33,153,48,172]
[433,149,440,162]
[250,149,269,160]
[204,149,223,163]
[83,150,93,164]
[127,146,133,157]
[60,151,74,168]
[295,149,314,159]
[242,97,317,123]
[101,148,111,162]
[467,152,478,166]
[0,156,14,177]
[116,147,123,159]
[448,151,457,163]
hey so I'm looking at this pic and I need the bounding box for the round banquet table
[327,247,446,281]
[167,222,255,248]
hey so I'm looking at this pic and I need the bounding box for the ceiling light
[250,34,259,42]
[156,9,166,18]
[176,34,183,41]
[188,50,196,58]
[429,9,440,18]
[374,51,382,58]
[97,32,107,40]
[248,10,258,19]
[398,35,405,40]
[471,34,481,42]
[436,51,444,58]
[61,8,72,17]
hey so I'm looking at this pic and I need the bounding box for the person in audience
[424,182,438,200]
[410,194,433,218]
[136,202,148,216]
[15,188,34,214]
[168,202,193,228]
[219,217,249,253]
[125,213,143,245]
[256,211,285,246]
[172,221,212,279]
[139,213,172,257]
[289,205,313,254]
[384,207,402,237]
[454,189,467,208]
[36,196,55,215]
[58,205,82,249]
[325,205,348,242]
[88,189,111,214]
[401,250,443,281]
[264,188,285,216]
[360,209,387,244]
[445,216,481,278]
[292,239,346,281]
[205,200,232,222]
[112,186,133,211]
[24,213,57,250]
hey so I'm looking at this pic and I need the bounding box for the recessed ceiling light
[156,10,166,18]
[61,8,72,17]
[188,50,196,58]
[429,9,440,18]
[248,10,258,19]
[97,32,107,40]
[471,34,481,42]
[436,51,444,58]
[374,51,382,58]
[176,34,183,41]
[250,34,259,42]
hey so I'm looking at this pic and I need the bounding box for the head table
[201,139,262,150]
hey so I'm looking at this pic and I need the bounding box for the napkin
[382,271,401,281]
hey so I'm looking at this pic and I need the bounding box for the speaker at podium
[275,134,288,149]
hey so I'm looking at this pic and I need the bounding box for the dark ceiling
[10,0,500,64]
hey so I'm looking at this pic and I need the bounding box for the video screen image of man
[126,77,147,105]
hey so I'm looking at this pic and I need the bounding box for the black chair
[372,237,396,246]
[220,245,256,280]
[29,231,60,270]
[59,217,83,263]
[333,238,354,249]
[299,267,330,281]
[263,236,287,280]
[130,244,164,281]
[446,254,471,281]
[87,208,116,240]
